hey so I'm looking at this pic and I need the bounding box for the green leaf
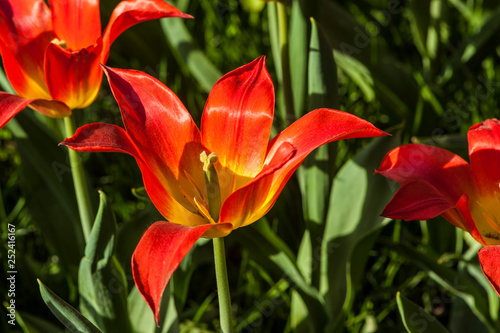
[6,112,84,276]
[38,279,102,333]
[78,191,132,333]
[396,292,449,333]
[289,0,310,118]
[320,132,401,329]
[161,17,222,93]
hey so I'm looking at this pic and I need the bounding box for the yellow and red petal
[131,221,233,325]
[29,99,71,118]
[456,194,487,246]
[48,0,101,50]
[61,122,208,228]
[101,0,192,62]
[101,67,210,222]
[44,39,103,109]
[478,246,500,297]
[380,180,455,221]
[220,142,296,229]
[201,57,274,193]
[467,119,500,198]
[221,109,386,228]
[376,143,475,204]
[0,0,53,99]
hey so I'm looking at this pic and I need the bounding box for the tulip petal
[102,0,192,62]
[202,57,274,190]
[478,246,500,297]
[44,40,103,109]
[0,92,71,129]
[132,221,232,324]
[48,0,101,50]
[456,194,487,246]
[380,180,455,221]
[0,0,53,99]
[468,119,500,197]
[222,109,387,228]
[102,66,209,215]
[221,142,296,228]
[61,122,210,229]
[0,92,32,128]
[376,143,474,204]
[29,99,71,118]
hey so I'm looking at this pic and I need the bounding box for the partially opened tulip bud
[62,56,388,325]
[376,119,500,297]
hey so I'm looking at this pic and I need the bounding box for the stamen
[51,38,67,49]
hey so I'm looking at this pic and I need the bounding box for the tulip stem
[64,116,93,242]
[213,237,233,332]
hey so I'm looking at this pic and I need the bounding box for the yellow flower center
[471,190,500,245]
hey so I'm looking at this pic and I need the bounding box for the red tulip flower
[0,0,190,127]
[62,56,387,323]
[376,119,500,296]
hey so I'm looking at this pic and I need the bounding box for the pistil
[200,151,221,222]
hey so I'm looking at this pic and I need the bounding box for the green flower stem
[213,237,233,332]
[64,116,93,242]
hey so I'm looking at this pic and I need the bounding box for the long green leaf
[320,132,401,329]
[38,279,102,333]
[79,191,132,333]
[161,17,222,93]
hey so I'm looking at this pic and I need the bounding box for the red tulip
[0,0,190,127]
[376,119,500,296]
[62,56,388,323]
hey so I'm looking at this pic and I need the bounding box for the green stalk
[213,237,233,332]
[64,116,93,242]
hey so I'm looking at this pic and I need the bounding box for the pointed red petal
[48,0,101,50]
[478,246,500,297]
[221,109,386,228]
[468,119,500,198]
[44,39,103,109]
[0,0,53,99]
[220,142,295,228]
[380,180,454,221]
[102,0,192,62]
[376,143,474,204]
[60,122,139,155]
[0,92,71,129]
[102,66,206,211]
[132,221,232,324]
[0,92,32,128]
[201,57,274,180]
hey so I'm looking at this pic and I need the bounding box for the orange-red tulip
[0,0,190,127]
[62,56,388,323]
[376,119,500,297]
